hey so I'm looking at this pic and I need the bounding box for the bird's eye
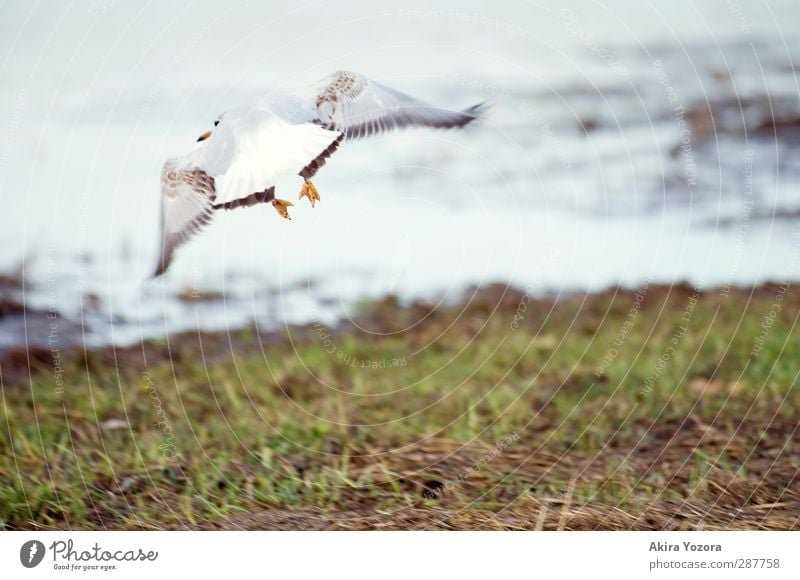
[214,120,220,127]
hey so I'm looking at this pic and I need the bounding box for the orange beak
[196,130,212,142]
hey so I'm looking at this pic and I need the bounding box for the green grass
[1,284,798,529]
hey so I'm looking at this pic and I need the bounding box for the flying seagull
[154,70,485,276]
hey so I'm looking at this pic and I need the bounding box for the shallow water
[1,0,799,348]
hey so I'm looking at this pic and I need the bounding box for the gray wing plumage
[153,163,216,277]
[307,70,486,139]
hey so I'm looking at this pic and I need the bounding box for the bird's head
[196,118,221,142]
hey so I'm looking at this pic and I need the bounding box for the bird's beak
[197,130,212,142]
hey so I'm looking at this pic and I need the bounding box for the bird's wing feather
[154,167,216,276]
[303,70,485,139]
[200,107,342,207]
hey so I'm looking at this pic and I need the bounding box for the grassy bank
[1,283,798,530]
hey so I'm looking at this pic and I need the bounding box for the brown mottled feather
[154,167,217,277]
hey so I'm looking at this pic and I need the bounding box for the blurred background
[1,0,799,349]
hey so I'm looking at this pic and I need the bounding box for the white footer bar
[1,531,797,578]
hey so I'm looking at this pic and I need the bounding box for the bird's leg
[272,198,294,220]
[299,179,320,207]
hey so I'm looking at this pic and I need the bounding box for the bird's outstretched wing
[305,70,485,139]
[154,165,216,276]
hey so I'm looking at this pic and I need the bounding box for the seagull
[154,70,485,276]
